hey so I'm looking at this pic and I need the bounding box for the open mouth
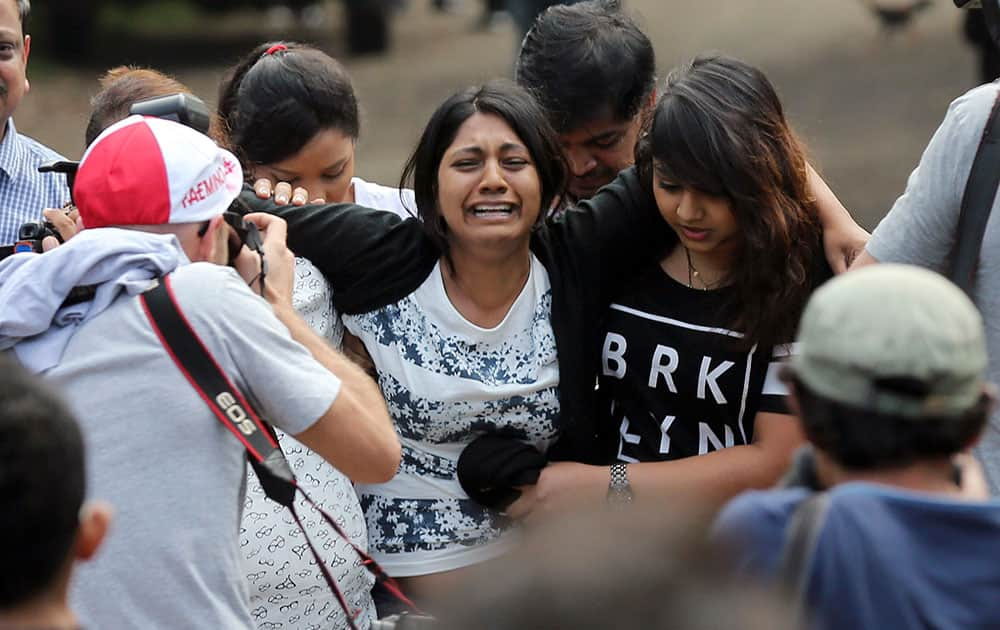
[467,203,518,219]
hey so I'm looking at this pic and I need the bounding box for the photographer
[853,0,1000,495]
[0,116,400,629]
[0,0,70,246]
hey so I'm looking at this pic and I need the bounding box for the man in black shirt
[515,0,655,205]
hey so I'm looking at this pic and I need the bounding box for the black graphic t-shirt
[597,263,792,464]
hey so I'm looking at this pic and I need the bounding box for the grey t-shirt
[867,82,1000,494]
[44,263,341,629]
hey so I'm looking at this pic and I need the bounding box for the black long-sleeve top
[241,168,672,463]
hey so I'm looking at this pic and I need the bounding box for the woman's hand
[823,220,870,274]
[507,462,607,523]
[253,178,324,205]
[807,164,870,273]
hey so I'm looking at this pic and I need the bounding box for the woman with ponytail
[217,42,415,630]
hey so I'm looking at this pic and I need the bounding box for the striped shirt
[0,119,71,245]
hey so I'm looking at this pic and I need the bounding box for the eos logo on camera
[215,392,255,436]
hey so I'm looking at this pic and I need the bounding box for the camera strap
[138,274,420,628]
[949,87,1000,295]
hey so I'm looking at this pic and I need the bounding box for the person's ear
[195,214,227,263]
[644,87,657,111]
[964,386,997,450]
[22,34,29,92]
[75,501,112,562]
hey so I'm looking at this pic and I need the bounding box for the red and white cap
[75,115,244,228]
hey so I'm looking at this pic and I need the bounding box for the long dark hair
[216,41,359,168]
[400,80,566,264]
[637,55,823,348]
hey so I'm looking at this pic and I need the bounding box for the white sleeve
[292,256,344,349]
[759,343,794,414]
[867,83,1000,271]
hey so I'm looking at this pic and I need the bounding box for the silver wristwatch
[606,463,634,505]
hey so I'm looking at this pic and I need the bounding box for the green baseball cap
[791,265,987,419]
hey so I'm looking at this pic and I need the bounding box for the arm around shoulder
[549,167,673,298]
[240,187,438,314]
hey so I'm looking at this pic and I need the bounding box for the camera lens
[18,221,42,240]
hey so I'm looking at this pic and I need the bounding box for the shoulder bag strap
[779,492,832,621]
[948,87,1000,295]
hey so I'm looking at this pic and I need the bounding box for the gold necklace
[685,248,721,291]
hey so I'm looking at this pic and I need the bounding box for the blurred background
[22,0,985,228]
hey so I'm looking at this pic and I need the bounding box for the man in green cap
[713,264,1000,630]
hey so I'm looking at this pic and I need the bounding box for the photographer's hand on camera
[233,212,295,307]
[41,206,81,251]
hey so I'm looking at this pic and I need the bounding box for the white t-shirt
[352,177,415,220]
[292,256,345,348]
[346,255,561,577]
[52,264,340,630]
[239,178,414,629]
[240,258,374,630]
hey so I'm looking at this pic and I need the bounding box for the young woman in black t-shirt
[511,55,828,517]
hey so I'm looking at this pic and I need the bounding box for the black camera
[223,209,264,262]
[220,203,268,296]
[129,93,211,137]
[13,220,62,254]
